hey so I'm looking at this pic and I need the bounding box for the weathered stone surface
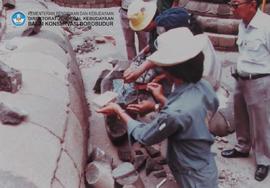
[21,17,42,37]
[197,16,240,35]
[63,111,84,174]
[181,0,233,18]
[0,121,61,188]
[0,61,22,93]
[55,151,80,188]
[0,102,27,125]
[0,2,90,188]
[6,37,68,64]
[207,32,238,51]
[51,178,65,188]
[5,42,17,50]
[0,16,6,40]
[18,69,69,103]
[0,93,68,139]
[0,170,38,188]
[5,52,67,83]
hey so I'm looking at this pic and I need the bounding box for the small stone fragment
[154,156,167,165]
[144,145,161,158]
[133,155,147,170]
[145,158,163,176]
[118,146,133,162]
[0,61,22,93]
[153,170,167,178]
[112,162,135,179]
[0,103,27,125]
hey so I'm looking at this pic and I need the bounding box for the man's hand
[152,73,167,83]
[147,82,167,106]
[123,60,157,83]
[123,66,145,83]
[96,103,123,116]
[126,100,155,115]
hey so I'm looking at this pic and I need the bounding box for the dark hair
[154,8,204,35]
[162,52,204,83]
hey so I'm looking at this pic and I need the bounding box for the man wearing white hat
[125,5,221,90]
[127,0,159,53]
[97,27,219,188]
[115,0,148,60]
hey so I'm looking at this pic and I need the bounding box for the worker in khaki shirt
[97,28,219,188]
[114,0,148,60]
[222,0,270,182]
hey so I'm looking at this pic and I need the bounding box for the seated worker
[97,27,219,188]
[125,6,221,90]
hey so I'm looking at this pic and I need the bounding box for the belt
[238,73,270,80]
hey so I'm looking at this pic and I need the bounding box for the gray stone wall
[0,0,90,187]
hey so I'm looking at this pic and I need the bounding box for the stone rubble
[0,61,22,93]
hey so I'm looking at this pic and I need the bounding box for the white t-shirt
[203,37,222,90]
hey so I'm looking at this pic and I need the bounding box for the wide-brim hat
[147,27,207,66]
[127,0,157,31]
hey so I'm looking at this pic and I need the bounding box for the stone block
[63,111,85,174]
[51,178,65,188]
[0,102,27,125]
[55,151,80,188]
[0,122,61,188]
[133,155,147,171]
[0,61,22,93]
[0,93,68,139]
[218,36,237,49]
[0,170,38,188]
[5,51,68,82]
[18,69,69,103]
[112,162,135,179]
[144,145,161,158]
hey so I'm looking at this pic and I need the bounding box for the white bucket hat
[147,27,207,66]
[127,0,157,31]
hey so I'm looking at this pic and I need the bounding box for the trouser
[119,8,148,60]
[234,76,270,165]
[171,157,218,188]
